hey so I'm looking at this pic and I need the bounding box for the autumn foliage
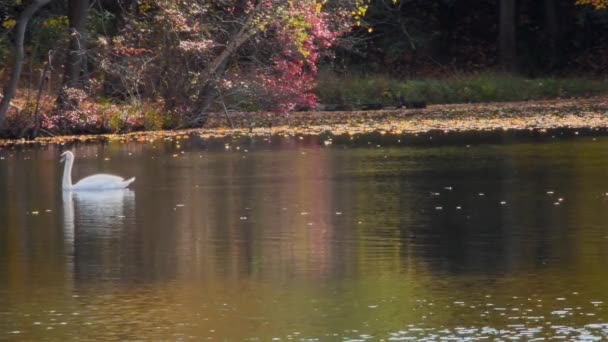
[576,0,608,9]
[98,0,349,117]
[0,0,355,136]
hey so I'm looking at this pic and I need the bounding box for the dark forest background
[335,0,608,76]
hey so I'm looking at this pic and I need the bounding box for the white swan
[61,151,135,191]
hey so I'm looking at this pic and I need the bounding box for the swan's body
[61,151,135,191]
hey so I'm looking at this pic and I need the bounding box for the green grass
[314,71,608,106]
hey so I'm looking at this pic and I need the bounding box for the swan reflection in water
[63,189,136,278]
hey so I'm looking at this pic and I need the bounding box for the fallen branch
[39,128,55,137]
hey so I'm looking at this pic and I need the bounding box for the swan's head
[60,151,74,163]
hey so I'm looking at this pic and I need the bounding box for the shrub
[314,71,608,105]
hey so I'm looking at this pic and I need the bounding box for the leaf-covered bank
[1,97,607,147]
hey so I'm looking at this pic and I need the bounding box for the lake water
[2,131,608,340]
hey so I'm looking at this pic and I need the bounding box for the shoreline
[1,97,607,147]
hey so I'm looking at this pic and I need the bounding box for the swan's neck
[62,157,73,190]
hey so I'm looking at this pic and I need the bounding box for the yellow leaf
[2,18,16,29]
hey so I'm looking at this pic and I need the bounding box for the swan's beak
[60,152,67,163]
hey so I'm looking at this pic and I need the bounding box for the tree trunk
[187,33,253,126]
[33,54,52,137]
[544,0,559,69]
[63,0,90,88]
[0,0,52,128]
[57,0,90,110]
[499,0,517,70]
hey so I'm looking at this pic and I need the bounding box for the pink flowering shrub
[254,1,337,111]
[49,88,102,133]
